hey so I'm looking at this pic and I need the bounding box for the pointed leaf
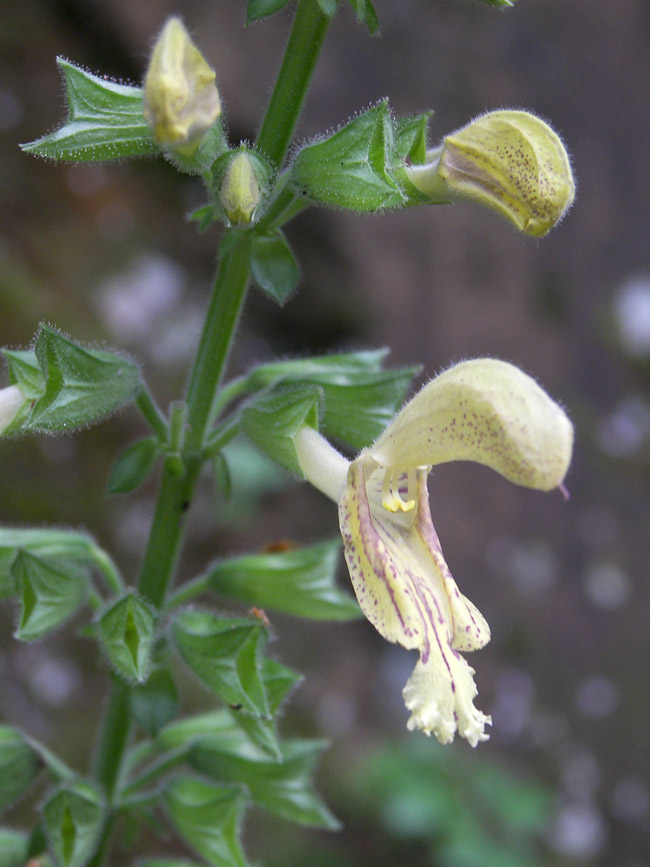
[228,658,302,760]
[164,777,248,867]
[317,0,338,15]
[250,230,299,305]
[107,437,160,495]
[98,593,156,683]
[131,668,180,736]
[26,325,140,431]
[0,727,40,814]
[12,552,87,642]
[291,102,405,211]
[208,539,360,620]
[172,611,269,717]
[393,112,432,168]
[0,527,111,601]
[244,353,420,450]
[21,59,157,162]
[42,781,106,867]
[2,350,44,399]
[246,0,292,24]
[347,0,380,34]
[188,731,339,829]
[241,383,321,476]
[246,348,393,389]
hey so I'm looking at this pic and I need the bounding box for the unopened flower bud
[0,385,25,435]
[220,152,261,225]
[407,110,574,237]
[143,17,221,154]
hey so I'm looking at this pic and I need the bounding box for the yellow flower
[143,17,221,154]
[295,359,573,745]
[406,110,575,237]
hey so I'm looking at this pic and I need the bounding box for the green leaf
[228,657,302,760]
[107,437,160,495]
[3,350,44,399]
[208,539,360,620]
[246,0,292,24]
[0,527,102,600]
[98,593,156,683]
[172,611,270,718]
[245,350,420,450]
[347,0,380,34]
[158,711,338,828]
[250,230,299,305]
[291,102,404,211]
[317,0,338,17]
[12,552,87,642]
[0,829,29,867]
[21,58,157,162]
[42,781,106,867]
[164,777,248,867]
[246,348,393,388]
[0,727,40,814]
[131,667,181,736]
[240,383,321,476]
[317,366,419,449]
[188,729,339,829]
[393,113,432,168]
[26,325,140,431]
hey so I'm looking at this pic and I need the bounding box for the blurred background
[1,0,649,864]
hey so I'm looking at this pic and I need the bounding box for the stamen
[382,468,416,513]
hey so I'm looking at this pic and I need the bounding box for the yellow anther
[381,468,416,513]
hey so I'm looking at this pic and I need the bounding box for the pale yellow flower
[406,110,575,237]
[295,359,573,745]
[143,17,221,154]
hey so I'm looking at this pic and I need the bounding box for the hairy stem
[256,0,333,169]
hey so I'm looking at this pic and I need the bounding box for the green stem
[93,677,131,800]
[165,572,211,611]
[185,233,252,451]
[135,387,168,442]
[89,546,125,596]
[256,172,310,233]
[120,747,188,799]
[88,5,335,863]
[137,234,252,608]
[256,0,333,168]
[204,415,242,458]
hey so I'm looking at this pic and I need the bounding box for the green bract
[98,593,156,683]
[42,781,106,867]
[12,552,88,642]
[2,325,140,434]
[290,102,432,211]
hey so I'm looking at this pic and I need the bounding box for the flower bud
[0,385,25,435]
[143,17,221,154]
[220,152,262,225]
[406,110,574,237]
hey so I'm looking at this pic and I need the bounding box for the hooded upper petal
[365,358,573,492]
